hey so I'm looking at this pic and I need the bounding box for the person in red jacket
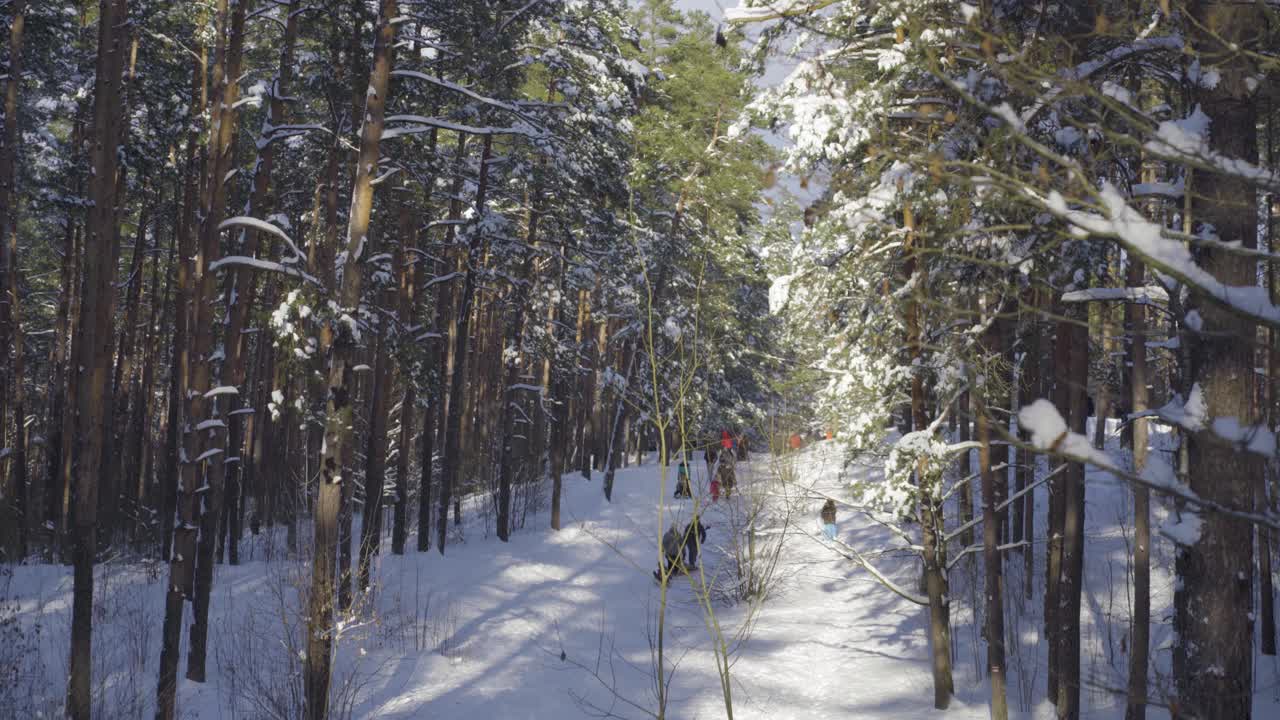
[721,430,733,450]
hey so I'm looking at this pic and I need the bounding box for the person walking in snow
[655,525,683,581]
[674,461,691,498]
[721,429,733,452]
[719,456,736,499]
[710,476,721,503]
[820,499,837,540]
[683,517,708,570]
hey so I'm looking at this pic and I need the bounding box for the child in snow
[719,460,735,499]
[683,517,708,570]
[821,499,837,540]
[710,477,721,502]
[655,525,683,581]
[674,461,691,498]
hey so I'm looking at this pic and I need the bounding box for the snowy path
[713,444,988,720]
[7,442,988,719]
[351,442,987,719]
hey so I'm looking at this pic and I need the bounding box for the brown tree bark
[437,134,493,554]
[957,390,973,549]
[1046,301,1069,704]
[218,0,301,567]
[131,224,167,551]
[548,256,574,530]
[433,133,467,551]
[0,0,28,561]
[156,35,204,720]
[496,188,542,539]
[1056,306,1088,719]
[976,305,1008,720]
[105,208,150,545]
[68,0,128,716]
[393,175,419,556]
[188,0,250,681]
[359,315,393,589]
[896,206,952,708]
[1126,256,1151,719]
[44,215,74,533]
[305,3,397,715]
[1264,112,1280,660]
[1173,4,1263,718]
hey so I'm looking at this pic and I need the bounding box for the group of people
[671,430,740,502]
[655,517,709,582]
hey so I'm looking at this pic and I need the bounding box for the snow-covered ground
[7,438,1280,718]
[3,443,980,719]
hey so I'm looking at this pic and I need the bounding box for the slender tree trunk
[1126,255,1151,719]
[155,35,204,720]
[68,1,128,715]
[1046,302,1069,703]
[1264,115,1280,659]
[106,209,150,547]
[111,210,151,545]
[1056,307,1088,719]
[576,289,594,480]
[392,176,418,555]
[548,258,572,530]
[438,133,492,554]
[58,221,83,559]
[957,390,973,549]
[0,0,28,561]
[903,206,952,709]
[359,320,392,589]
[218,0,300,567]
[130,216,166,551]
[305,5,396,715]
[976,308,1008,720]
[44,216,74,534]
[496,190,541,540]
[434,133,467,551]
[188,0,250,681]
[1174,5,1262,719]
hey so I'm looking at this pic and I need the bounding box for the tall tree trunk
[0,0,28,561]
[1264,111,1280,660]
[68,0,128,715]
[1056,307,1088,719]
[44,216,74,534]
[305,4,396,716]
[1174,5,1262,719]
[904,205,952,709]
[576,289,594,480]
[218,0,300,567]
[548,259,573,530]
[360,319,392,589]
[132,227,167,552]
[957,390,973,548]
[105,209,150,546]
[434,133,467,551]
[188,0,250,681]
[976,306,1008,720]
[58,220,83,559]
[496,190,541,540]
[438,133,492,554]
[392,175,419,556]
[1126,255,1151,719]
[156,35,204,720]
[1046,301,1069,703]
